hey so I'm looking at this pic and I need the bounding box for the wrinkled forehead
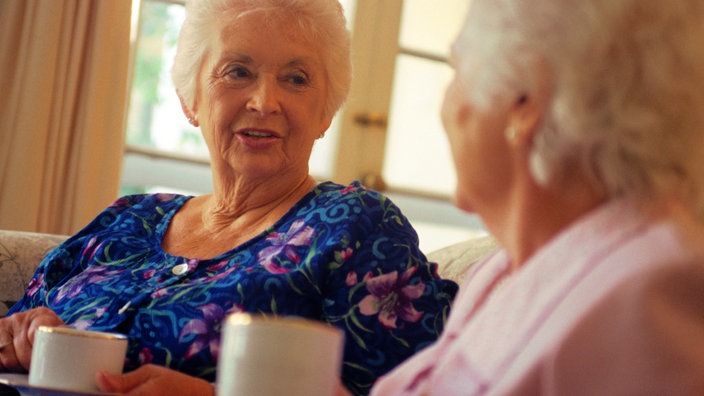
[204,6,324,76]
[215,5,318,47]
[219,5,305,35]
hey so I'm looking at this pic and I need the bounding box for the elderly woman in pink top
[365,0,704,394]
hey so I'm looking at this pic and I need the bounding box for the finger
[96,365,156,393]
[336,379,353,396]
[0,317,12,357]
[95,370,122,393]
[12,335,32,371]
[99,365,216,396]
[26,307,65,344]
[0,315,29,372]
[0,341,23,372]
[18,309,59,370]
[0,318,15,371]
[9,308,65,371]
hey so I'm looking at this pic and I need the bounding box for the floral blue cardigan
[10,181,458,395]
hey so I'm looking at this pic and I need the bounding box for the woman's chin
[452,195,475,214]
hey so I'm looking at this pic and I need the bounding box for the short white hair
[452,0,704,218]
[172,0,351,120]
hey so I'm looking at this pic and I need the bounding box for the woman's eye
[226,66,251,79]
[287,73,309,86]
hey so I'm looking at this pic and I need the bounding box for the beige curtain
[0,0,132,234]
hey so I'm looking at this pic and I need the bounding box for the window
[384,0,471,195]
[123,0,209,195]
[122,0,487,252]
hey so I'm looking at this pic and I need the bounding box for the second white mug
[216,313,345,396]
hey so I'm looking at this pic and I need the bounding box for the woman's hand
[96,364,214,396]
[96,365,347,396]
[0,307,65,372]
[336,379,353,396]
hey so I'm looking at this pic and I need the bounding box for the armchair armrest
[0,230,68,317]
[428,235,498,284]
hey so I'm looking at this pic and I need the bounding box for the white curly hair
[452,0,704,219]
[171,0,351,121]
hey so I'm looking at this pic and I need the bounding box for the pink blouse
[372,198,704,395]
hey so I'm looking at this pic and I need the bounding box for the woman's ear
[507,59,552,146]
[178,93,199,127]
[318,115,334,139]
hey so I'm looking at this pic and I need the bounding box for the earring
[504,126,517,141]
[187,115,198,127]
[318,132,325,139]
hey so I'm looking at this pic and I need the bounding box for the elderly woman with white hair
[0,0,458,395]
[367,0,704,394]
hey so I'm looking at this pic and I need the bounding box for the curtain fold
[0,0,132,234]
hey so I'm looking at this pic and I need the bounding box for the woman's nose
[246,78,281,115]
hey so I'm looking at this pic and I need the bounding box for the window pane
[126,1,207,158]
[382,55,456,195]
[398,0,471,58]
[309,116,341,179]
[308,0,356,180]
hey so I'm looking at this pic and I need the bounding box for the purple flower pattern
[257,219,315,273]
[53,266,123,303]
[179,303,243,363]
[359,266,426,329]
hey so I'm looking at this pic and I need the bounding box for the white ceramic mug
[29,326,128,393]
[216,313,344,396]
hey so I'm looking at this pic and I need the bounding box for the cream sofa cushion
[0,230,69,316]
[428,235,499,284]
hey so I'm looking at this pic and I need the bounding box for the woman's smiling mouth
[241,129,275,138]
[236,128,281,149]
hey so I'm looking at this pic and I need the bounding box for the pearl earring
[504,126,517,140]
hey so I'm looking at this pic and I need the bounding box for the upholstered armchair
[0,230,69,316]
